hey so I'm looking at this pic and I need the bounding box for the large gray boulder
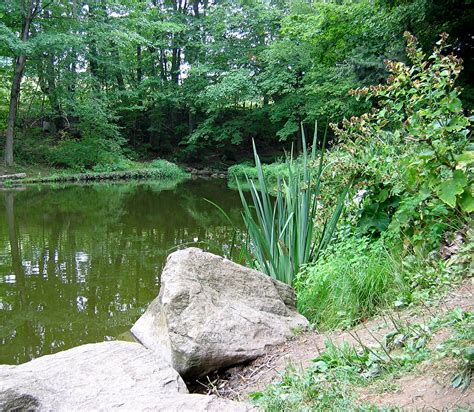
[0,341,187,411]
[0,341,251,411]
[131,248,308,378]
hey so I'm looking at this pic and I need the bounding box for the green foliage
[250,357,354,411]
[11,130,52,165]
[199,69,258,113]
[296,237,405,329]
[435,309,474,391]
[399,244,472,305]
[47,137,122,171]
[92,159,137,173]
[452,347,473,390]
[297,224,472,331]
[237,125,348,285]
[332,32,473,251]
[147,159,189,178]
[252,333,422,411]
[2,0,473,162]
[228,161,288,186]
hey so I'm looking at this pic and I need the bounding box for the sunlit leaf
[437,170,467,208]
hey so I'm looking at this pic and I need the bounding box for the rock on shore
[0,341,185,410]
[131,247,308,379]
[0,341,251,411]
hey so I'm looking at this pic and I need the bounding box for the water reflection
[0,179,243,364]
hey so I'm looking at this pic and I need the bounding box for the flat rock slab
[132,248,308,378]
[0,341,253,411]
[138,394,254,411]
[0,173,26,181]
[0,341,188,411]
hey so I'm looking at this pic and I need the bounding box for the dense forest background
[1,0,473,168]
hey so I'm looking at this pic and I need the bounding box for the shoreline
[0,161,192,186]
[0,164,232,187]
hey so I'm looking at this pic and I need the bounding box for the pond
[0,178,243,365]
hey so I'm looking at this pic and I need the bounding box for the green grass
[296,237,407,330]
[295,224,473,331]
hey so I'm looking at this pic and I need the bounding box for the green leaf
[464,347,474,362]
[313,360,328,372]
[447,116,468,131]
[418,149,435,160]
[437,170,467,208]
[452,373,463,389]
[456,151,474,168]
[249,392,264,400]
[447,96,462,112]
[459,188,474,213]
[378,189,389,202]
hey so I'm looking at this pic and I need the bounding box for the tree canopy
[1,0,473,167]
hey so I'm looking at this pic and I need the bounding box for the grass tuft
[296,237,406,330]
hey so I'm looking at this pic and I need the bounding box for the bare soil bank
[198,279,473,410]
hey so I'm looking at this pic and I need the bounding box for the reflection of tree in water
[0,179,242,364]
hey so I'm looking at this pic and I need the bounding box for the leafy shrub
[228,160,288,186]
[92,158,137,173]
[399,226,473,306]
[147,159,188,178]
[44,91,129,171]
[332,32,473,251]
[296,237,405,329]
[12,129,52,165]
[47,137,115,170]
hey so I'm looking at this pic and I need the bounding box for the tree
[0,0,472,166]
[3,0,37,166]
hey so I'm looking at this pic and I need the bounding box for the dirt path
[207,279,473,410]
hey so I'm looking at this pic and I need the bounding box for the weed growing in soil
[252,308,473,411]
[436,309,474,391]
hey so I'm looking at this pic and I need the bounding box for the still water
[0,178,243,364]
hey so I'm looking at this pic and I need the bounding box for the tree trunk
[46,54,64,132]
[137,45,143,83]
[87,3,106,90]
[110,43,125,91]
[171,48,181,84]
[4,0,35,166]
[193,0,200,17]
[188,110,195,134]
[159,48,167,82]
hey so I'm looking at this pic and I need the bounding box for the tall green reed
[236,122,348,285]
